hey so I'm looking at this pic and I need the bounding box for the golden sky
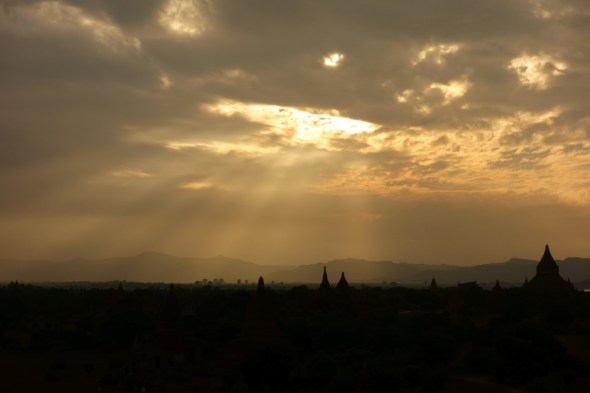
[1,0,589,265]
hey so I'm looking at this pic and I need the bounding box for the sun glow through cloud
[509,54,567,89]
[322,52,345,68]
[204,99,379,146]
[112,170,153,178]
[318,108,590,203]
[396,89,413,103]
[166,140,279,156]
[428,80,471,104]
[180,181,214,190]
[3,0,590,266]
[160,74,173,90]
[160,0,209,36]
[188,97,590,203]
[414,44,460,65]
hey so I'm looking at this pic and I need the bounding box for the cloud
[322,52,345,68]
[489,147,551,170]
[508,53,567,89]
[529,0,576,20]
[159,0,212,36]
[112,170,153,178]
[413,43,461,66]
[562,143,590,155]
[179,181,214,190]
[427,79,471,104]
[159,73,173,89]
[1,2,141,52]
[203,99,380,148]
[2,0,590,263]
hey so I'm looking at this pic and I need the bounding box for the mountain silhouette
[2,253,590,286]
[0,252,282,283]
[267,258,456,283]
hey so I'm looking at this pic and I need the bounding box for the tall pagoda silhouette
[336,272,349,291]
[319,266,331,292]
[333,271,355,310]
[526,245,571,294]
[429,277,438,291]
[316,266,332,308]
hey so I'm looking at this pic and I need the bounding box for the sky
[1,0,590,266]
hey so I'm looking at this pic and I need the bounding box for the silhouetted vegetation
[1,280,589,392]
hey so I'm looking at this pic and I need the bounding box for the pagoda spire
[319,266,331,291]
[526,244,570,294]
[429,277,438,291]
[257,276,265,292]
[492,280,502,292]
[336,272,349,290]
[537,244,559,275]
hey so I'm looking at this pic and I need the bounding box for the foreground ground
[1,281,589,392]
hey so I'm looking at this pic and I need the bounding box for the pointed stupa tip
[537,243,559,276]
[117,282,124,292]
[493,280,501,291]
[429,277,438,290]
[319,266,330,291]
[337,271,349,290]
[541,244,555,261]
[257,276,265,291]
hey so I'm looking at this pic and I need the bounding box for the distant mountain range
[268,257,590,287]
[0,252,279,284]
[2,252,590,288]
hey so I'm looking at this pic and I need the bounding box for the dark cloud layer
[1,0,589,265]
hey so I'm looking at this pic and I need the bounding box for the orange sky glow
[1,0,589,266]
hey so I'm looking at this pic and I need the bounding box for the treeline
[1,281,589,392]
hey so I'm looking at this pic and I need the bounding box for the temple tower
[492,280,502,292]
[429,277,438,291]
[527,245,571,294]
[537,244,559,276]
[319,266,331,292]
[336,272,349,291]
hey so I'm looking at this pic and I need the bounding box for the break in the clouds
[1,0,589,266]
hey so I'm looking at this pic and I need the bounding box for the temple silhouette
[319,266,331,292]
[429,277,439,291]
[2,244,589,392]
[336,272,349,291]
[525,244,573,294]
